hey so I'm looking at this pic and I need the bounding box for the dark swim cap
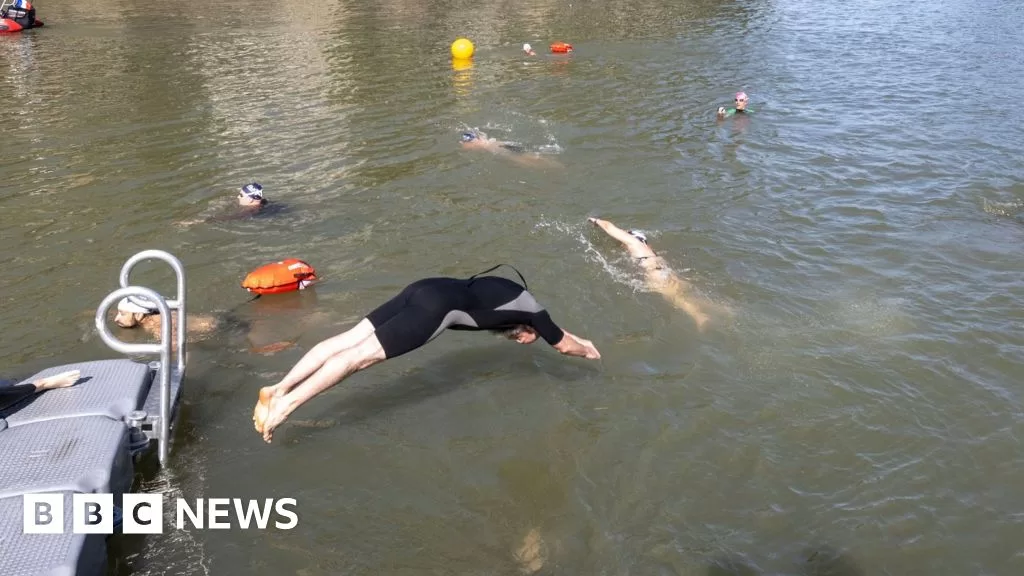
[241,182,264,199]
[461,132,477,142]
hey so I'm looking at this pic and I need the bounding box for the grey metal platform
[0,492,106,576]
[1,360,152,426]
[0,250,189,576]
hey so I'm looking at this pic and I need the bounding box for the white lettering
[207,498,231,529]
[176,498,203,529]
[274,498,298,529]
[233,498,274,529]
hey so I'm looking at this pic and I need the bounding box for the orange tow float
[550,42,573,54]
[242,258,318,295]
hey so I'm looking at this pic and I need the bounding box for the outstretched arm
[528,310,601,360]
[588,217,655,258]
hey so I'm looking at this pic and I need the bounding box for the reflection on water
[2,0,1024,574]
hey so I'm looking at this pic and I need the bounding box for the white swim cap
[523,43,532,52]
[629,230,648,244]
[117,296,159,315]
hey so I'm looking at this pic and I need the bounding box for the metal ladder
[93,250,188,467]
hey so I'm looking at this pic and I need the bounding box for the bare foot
[34,370,81,390]
[253,386,274,434]
[261,394,291,443]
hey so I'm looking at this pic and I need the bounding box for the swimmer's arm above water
[588,217,635,244]
[530,310,601,360]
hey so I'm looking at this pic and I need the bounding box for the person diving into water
[253,268,601,443]
[588,217,716,330]
[459,129,562,168]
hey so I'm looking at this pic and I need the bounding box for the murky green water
[3,0,1024,574]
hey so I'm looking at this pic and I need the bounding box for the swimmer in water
[253,271,601,443]
[717,91,750,119]
[588,217,711,330]
[237,182,267,210]
[1,370,81,412]
[113,295,297,354]
[113,295,220,344]
[176,182,278,228]
[459,129,561,168]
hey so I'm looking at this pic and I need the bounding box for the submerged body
[253,274,600,442]
[112,295,297,355]
[717,91,750,119]
[459,130,562,168]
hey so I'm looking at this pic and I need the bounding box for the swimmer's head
[238,182,267,207]
[735,92,748,110]
[523,43,536,56]
[460,131,492,150]
[628,230,648,244]
[114,296,159,328]
[489,325,539,344]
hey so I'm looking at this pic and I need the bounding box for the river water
[2,0,1023,574]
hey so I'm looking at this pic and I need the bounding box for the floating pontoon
[0,250,188,575]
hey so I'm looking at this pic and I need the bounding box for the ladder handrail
[94,286,173,465]
[118,250,187,375]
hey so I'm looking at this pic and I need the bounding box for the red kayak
[0,17,43,32]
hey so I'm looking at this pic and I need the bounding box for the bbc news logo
[23,493,298,534]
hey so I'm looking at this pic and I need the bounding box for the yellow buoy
[451,38,475,60]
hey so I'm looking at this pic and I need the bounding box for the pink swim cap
[735,92,748,101]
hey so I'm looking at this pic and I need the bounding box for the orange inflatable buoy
[550,42,573,53]
[242,258,318,295]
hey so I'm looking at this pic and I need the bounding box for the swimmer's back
[404,276,531,311]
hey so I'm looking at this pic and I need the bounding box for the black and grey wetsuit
[0,379,35,412]
[365,276,565,358]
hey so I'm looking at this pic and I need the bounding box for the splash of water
[982,197,1023,217]
[533,218,647,293]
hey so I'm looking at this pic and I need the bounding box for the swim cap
[523,43,533,52]
[628,230,648,244]
[13,0,30,9]
[117,296,159,315]
[735,92,748,101]
[461,132,477,142]
[240,182,264,199]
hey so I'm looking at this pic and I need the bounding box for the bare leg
[658,281,710,330]
[259,334,387,443]
[1,370,80,411]
[33,370,81,390]
[253,318,375,432]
